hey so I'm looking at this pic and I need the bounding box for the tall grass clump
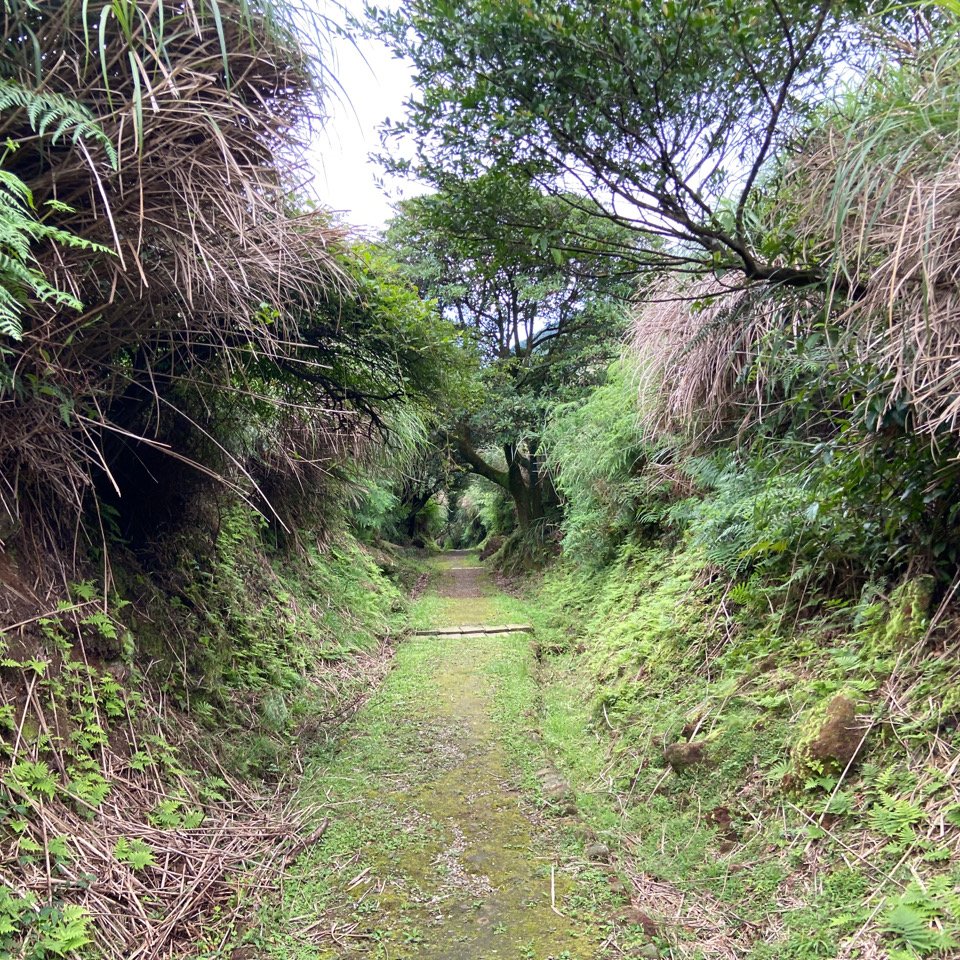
[623,30,960,594]
[794,36,960,438]
[0,0,349,556]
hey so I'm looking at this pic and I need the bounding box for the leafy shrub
[545,358,678,567]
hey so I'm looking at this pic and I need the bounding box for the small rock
[664,740,706,772]
[537,765,576,815]
[585,841,611,863]
[631,944,660,959]
[621,907,659,937]
[707,805,739,842]
[607,873,628,896]
[542,775,568,795]
[680,720,698,739]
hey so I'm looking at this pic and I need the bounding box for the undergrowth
[534,334,960,955]
[534,533,960,959]
[1,496,409,959]
[123,504,409,776]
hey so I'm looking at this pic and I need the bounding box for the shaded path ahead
[434,548,488,597]
[275,551,605,959]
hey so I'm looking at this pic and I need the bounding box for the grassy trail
[264,551,612,959]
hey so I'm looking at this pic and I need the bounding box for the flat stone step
[412,624,534,636]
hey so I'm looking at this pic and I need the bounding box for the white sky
[307,0,417,234]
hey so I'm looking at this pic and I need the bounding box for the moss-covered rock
[858,576,935,655]
[537,764,577,815]
[664,740,707,772]
[793,693,867,779]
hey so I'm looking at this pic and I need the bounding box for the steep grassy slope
[531,539,960,959]
[1,496,411,959]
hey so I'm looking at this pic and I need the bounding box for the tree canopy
[386,172,636,531]
[370,0,914,290]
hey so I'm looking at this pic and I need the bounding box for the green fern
[882,880,960,956]
[4,759,58,799]
[867,792,923,840]
[35,904,92,956]
[113,837,156,871]
[728,578,766,608]
[0,78,116,339]
[0,79,117,164]
[883,903,944,954]
[0,169,112,339]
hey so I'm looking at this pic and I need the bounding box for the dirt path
[432,548,487,598]
[268,551,609,959]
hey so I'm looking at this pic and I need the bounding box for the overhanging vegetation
[3,1,960,957]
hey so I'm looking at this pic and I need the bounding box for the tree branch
[452,428,510,489]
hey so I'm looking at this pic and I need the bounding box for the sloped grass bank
[1,501,409,959]
[533,539,960,959]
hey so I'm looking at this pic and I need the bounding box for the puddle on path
[278,552,605,959]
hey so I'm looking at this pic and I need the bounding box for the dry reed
[0,0,353,548]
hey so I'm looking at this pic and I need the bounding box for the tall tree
[386,172,636,532]
[370,0,910,292]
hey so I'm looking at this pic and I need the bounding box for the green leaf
[113,837,157,871]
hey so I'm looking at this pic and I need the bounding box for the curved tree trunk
[455,428,552,533]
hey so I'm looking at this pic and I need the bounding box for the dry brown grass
[0,0,353,548]
[629,43,960,451]
[4,769,320,959]
[788,41,960,439]
[629,277,821,443]
[0,606,313,958]
[799,148,960,439]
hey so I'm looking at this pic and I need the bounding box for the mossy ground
[530,540,960,959]
[258,551,624,959]
[246,540,960,960]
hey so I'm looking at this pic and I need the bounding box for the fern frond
[867,792,923,839]
[882,879,960,956]
[0,169,110,339]
[0,79,117,166]
[882,903,941,952]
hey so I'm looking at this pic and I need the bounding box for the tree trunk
[505,445,531,530]
[454,429,553,533]
[403,491,432,542]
